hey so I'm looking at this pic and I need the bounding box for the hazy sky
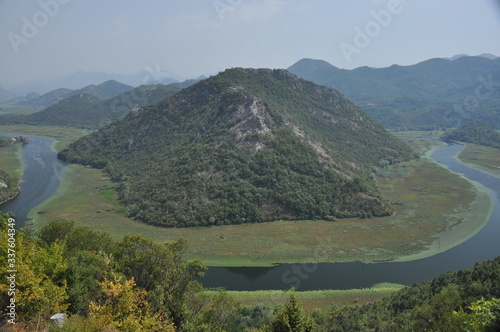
[1,0,499,88]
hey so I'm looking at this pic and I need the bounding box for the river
[202,143,500,290]
[0,134,67,226]
[1,135,499,290]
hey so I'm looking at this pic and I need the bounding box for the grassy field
[0,125,89,152]
[456,143,500,178]
[25,136,490,266]
[0,142,22,180]
[206,283,405,312]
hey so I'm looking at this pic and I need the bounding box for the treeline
[1,213,500,331]
[320,257,500,331]
[444,121,500,149]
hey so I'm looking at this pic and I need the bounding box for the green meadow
[206,283,405,311]
[456,143,500,178]
[0,125,89,152]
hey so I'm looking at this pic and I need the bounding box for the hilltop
[20,79,133,109]
[288,56,500,130]
[59,68,415,227]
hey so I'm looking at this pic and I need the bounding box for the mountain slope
[444,121,500,148]
[59,68,415,227]
[20,93,105,128]
[288,56,500,129]
[3,82,196,129]
[79,80,133,99]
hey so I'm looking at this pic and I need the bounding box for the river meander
[1,135,498,290]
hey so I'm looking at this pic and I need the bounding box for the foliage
[59,68,415,227]
[324,256,500,331]
[0,214,213,331]
[270,293,314,332]
[455,298,500,331]
[0,169,19,203]
[443,121,500,148]
[113,235,206,327]
[0,137,11,148]
[1,212,500,331]
[87,274,176,331]
[0,214,69,325]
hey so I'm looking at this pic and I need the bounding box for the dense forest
[1,213,499,331]
[443,121,500,148]
[288,56,500,130]
[59,68,416,227]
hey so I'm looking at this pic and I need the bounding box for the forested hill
[59,68,415,227]
[288,56,500,130]
[0,81,196,129]
[443,121,500,148]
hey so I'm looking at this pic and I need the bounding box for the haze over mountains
[21,80,134,110]
[288,55,500,130]
[2,80,199,129]
[59,68,414,227]
[7,69,186,96]
[2,54,498,132]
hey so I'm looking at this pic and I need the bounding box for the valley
[2,1,500,328]
[0,126,493,268]
[1,71,499,328]
[1,125,498,314]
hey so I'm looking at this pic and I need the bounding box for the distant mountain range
[7,69,186,95]
[288,55,500,130]
[20,80,134,110]
[59,68,415,227]
[1,80,199,129]
[445,53,498,61]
